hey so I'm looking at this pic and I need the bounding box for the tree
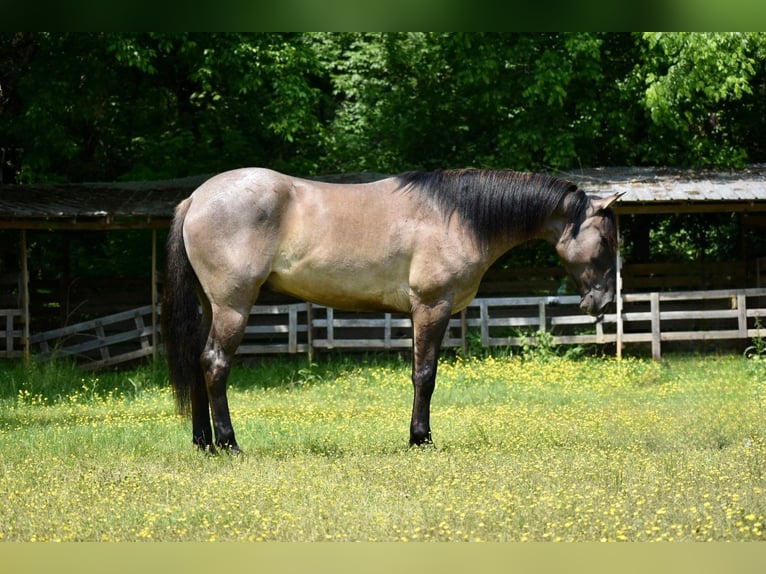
[639,32,766,167]
[1,33,328,182]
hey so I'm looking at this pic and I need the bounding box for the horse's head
[555,192,622,317]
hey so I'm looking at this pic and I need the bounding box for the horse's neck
[485,209,567,261]
[536,215,569,246]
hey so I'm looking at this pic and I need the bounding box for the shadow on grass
[229,352,409,392]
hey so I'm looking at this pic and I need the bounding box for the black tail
[161,198,204,416]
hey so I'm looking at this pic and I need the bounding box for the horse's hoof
[194,440,217,455]
[409,433,435,449]
[217,442,243,456]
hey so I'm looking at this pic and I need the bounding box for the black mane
[395,169,588,245]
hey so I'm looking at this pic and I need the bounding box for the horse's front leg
[409,301,452,446]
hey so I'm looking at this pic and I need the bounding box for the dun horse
[162,168,621,453]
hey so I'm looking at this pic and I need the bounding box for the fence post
[306,302,314,362]
[651,292,661,360]
[94,320,110,361]
[326,307,335,349]
[460,308,468,356]
[538,300,546,333]
[480,299,489,347]
[288,305,297,353]
[4,312,13,355]
[737,293,747,338]
[135,311,150,350]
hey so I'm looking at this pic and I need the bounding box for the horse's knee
[201,347,229,384]
[412,363,437,396]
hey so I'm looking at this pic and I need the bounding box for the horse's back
[180,167,487,314]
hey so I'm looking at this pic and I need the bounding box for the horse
[161,168,621,453]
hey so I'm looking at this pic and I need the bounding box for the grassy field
[1,350,765,542]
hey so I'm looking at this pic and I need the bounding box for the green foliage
[745,318,766,360]
[647,213,740,262]
[641,32,766,167]
[3,33,766,185]
[0,359,168,404]
[514,329,590,362]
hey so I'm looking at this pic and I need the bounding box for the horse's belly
[266,263,413,313]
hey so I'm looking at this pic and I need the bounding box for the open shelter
[1,166,765,366]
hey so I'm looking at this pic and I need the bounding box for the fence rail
[239,303,311,354]
[620,288,766,359]
[27,305,156,369]
[2,287,765,368]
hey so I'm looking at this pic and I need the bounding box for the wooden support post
[615,214,624,360]
[538,300,546,333]
[151,229,158,364]
[20,229,30,365]
[480,299,489,347]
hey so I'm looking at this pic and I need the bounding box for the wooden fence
[3,259,760,337]
[619,288,766,359]
[0,308,23,359]
[3,287,764,368]
[26,305,157,369]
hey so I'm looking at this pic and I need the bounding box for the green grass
[1,352,765,541]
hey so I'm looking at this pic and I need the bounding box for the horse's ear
[591,192,624,212]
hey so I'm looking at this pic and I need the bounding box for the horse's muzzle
[579,289,615,317]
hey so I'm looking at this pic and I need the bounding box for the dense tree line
[2,32,766,184]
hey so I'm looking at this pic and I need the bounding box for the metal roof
[0,176,209,229]
[1,166,766,229]
[0,172,385,229]
[0,186,187,219]
[563,165,766,213]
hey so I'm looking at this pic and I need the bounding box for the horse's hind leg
[200,304,250,453]
[190,300,214,451]
[191,380,213,451]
